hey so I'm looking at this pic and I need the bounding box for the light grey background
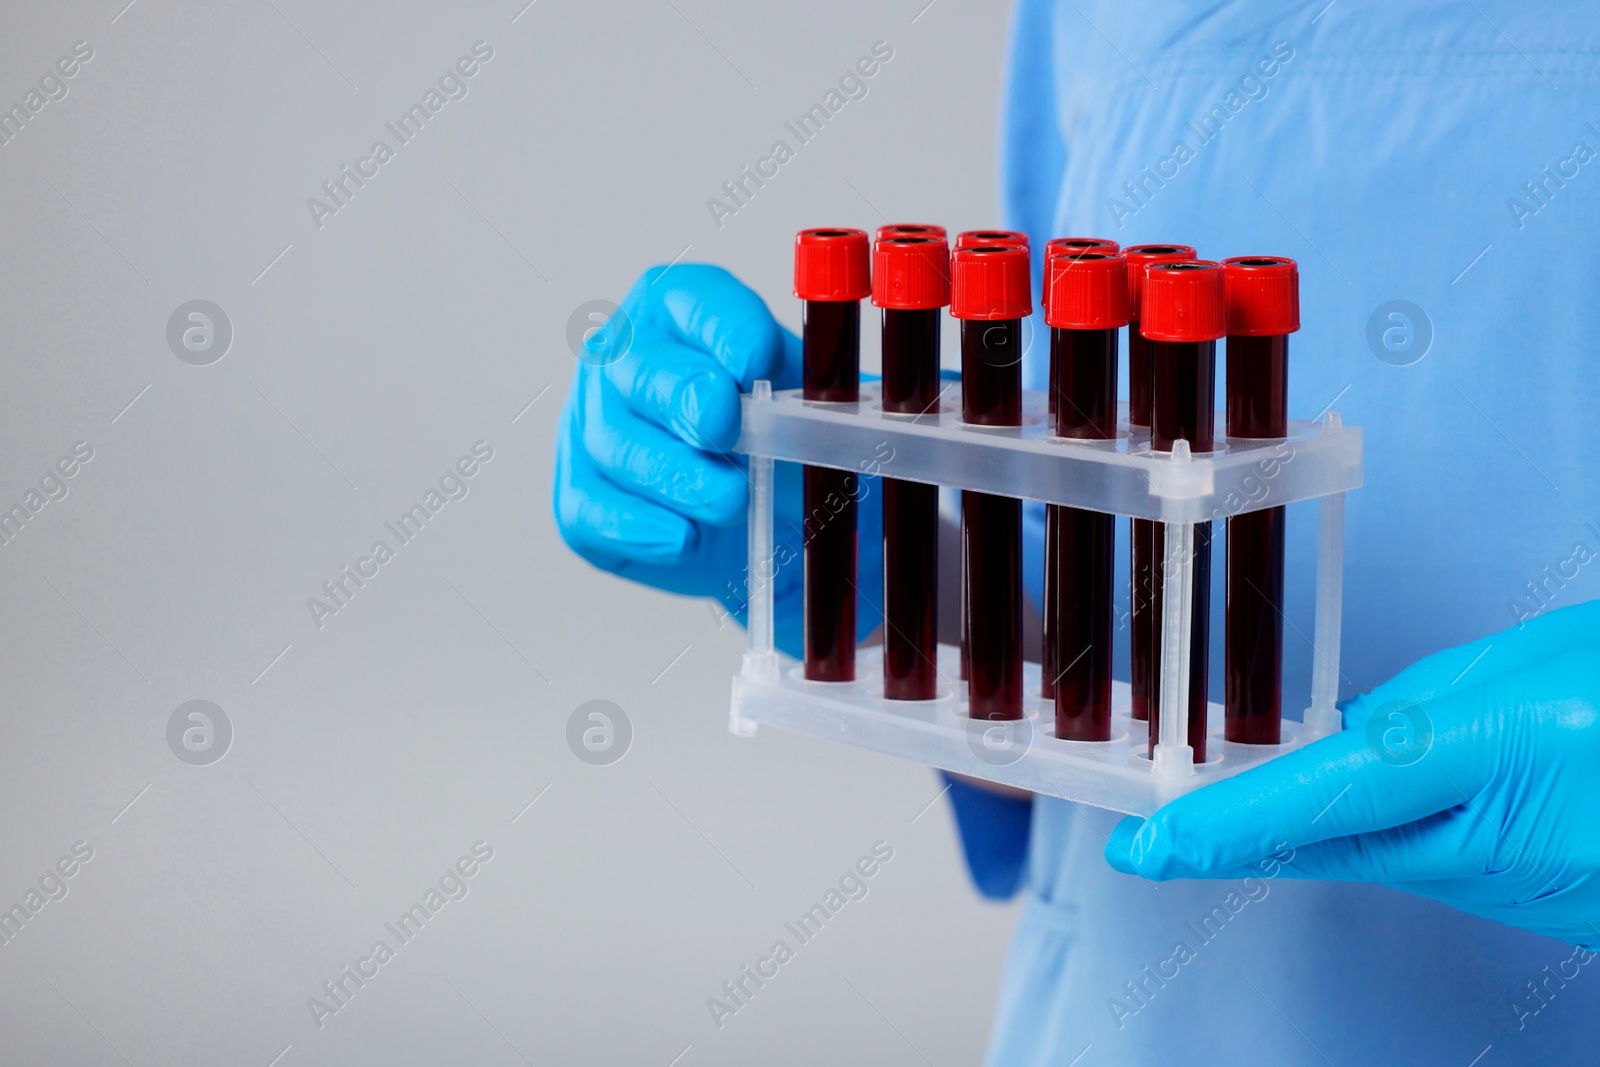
[0,1,1021,1064]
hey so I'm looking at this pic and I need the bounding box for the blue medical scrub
[948,2,1600,1062]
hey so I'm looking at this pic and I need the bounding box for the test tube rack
[728,379,1361,817]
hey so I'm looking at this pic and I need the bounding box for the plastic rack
[728,379,1361,816]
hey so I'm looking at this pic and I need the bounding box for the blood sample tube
[954,231,1026,677]
[1044,252,1129,740]
[1125,245,1196,428]
[953,231,1031,682]
[873,235,950,700]
[1142,260,1225,762]
[1039,238,1121,702]
[877,223,947,241]
[1123,244,1196,722]
[951,244,1031,721]
[1043,240,1120,417]
[794,228,871,682]
[955,229,1030,251]
[1221,256,1300,744]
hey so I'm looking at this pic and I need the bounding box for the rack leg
[1153,521,1197,777]
[1304,489,1346,739]
[731,381,776,738]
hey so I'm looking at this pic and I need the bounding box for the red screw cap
[1046,237,1119,259]
[794,228,870,301]
[1046,252,1130,330]
[872,236,950,310]
[1222,256,1300,336]
[877,223,947,241]
[955,229,1030,251]
[1142,261,1226,342]
[951,245,1031,320]
[1124,244,1197,320]
[1044,239,1120,313]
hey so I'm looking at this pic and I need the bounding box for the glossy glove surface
[1108,600,1600,948]
[554,264,881,651]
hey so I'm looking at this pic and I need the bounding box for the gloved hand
[553,263,883,655]
[1106,598,1600,948]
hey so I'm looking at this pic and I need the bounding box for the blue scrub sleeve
[939,772,1033,900]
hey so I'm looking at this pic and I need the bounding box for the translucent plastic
[1304,418,1347,740]
[735,384,1360,523]
[730,383,776,740]
[729,643,1314,817]
[730,382,1359,812]
[1153,514,1197,776]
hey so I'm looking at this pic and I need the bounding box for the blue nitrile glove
[553,263,883,655]
[1106,598,1600,948]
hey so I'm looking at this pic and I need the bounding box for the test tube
[1142,260,1225,762]
[1043,239,1119,418]
[1222,256,1300,744]
[874,234,950,700]
[951,243,1031,721]
[1040,238,1119,703]
[953,229,1027,680]
[1044,251,1129,740]
[794,228,871,682]
[955,229,1030,250]
[1123,244,1196,722]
